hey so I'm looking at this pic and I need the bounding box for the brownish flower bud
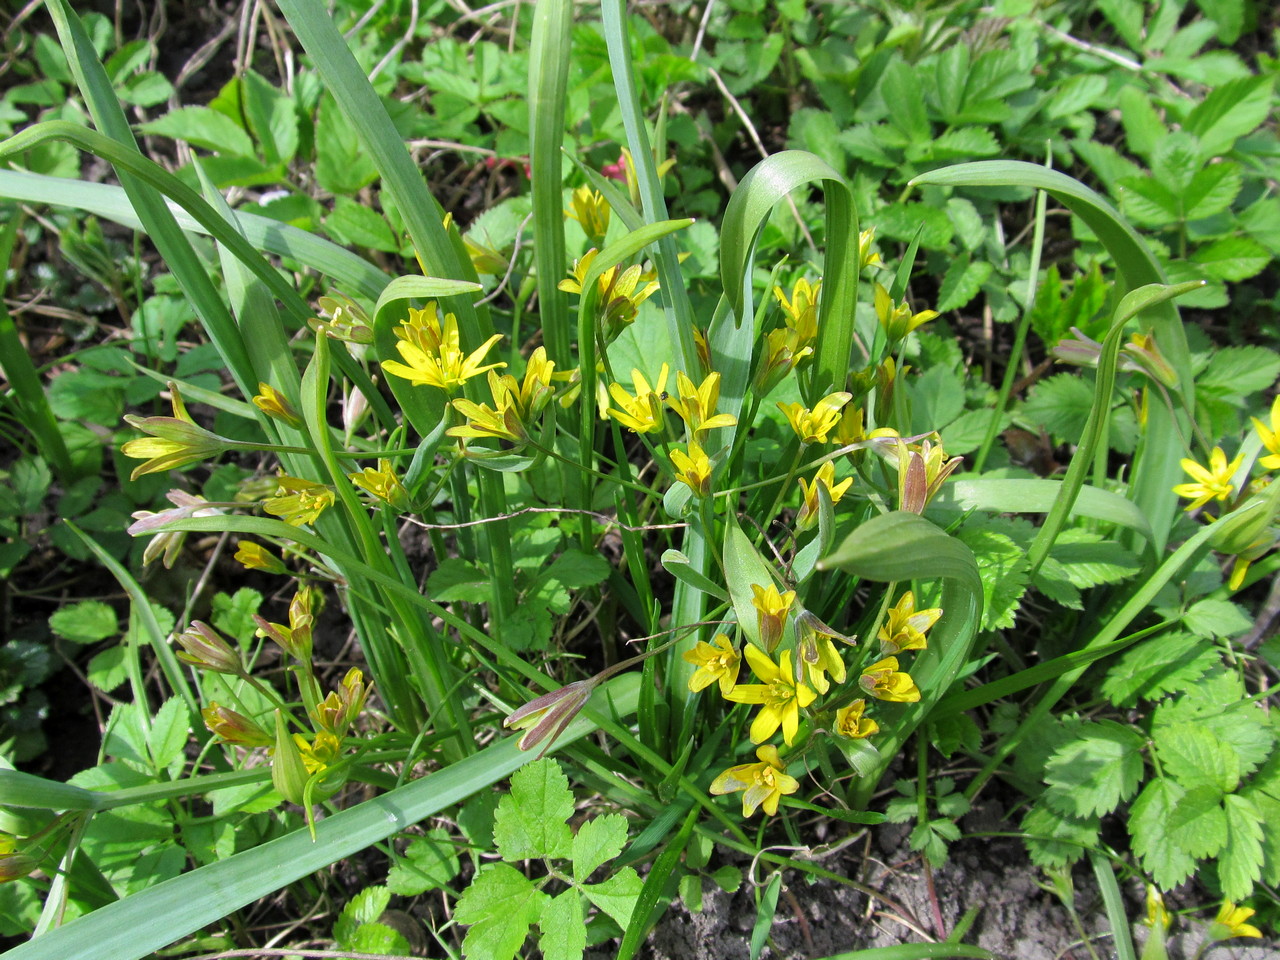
[175,621,244,675]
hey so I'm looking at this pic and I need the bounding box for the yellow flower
[202,702,272,747]
[293,730,343,775]
[1210,902,1262,940]
[558,248,660,342]
[234,541,288,575]
[833,699,878,739]
[565,185,611,245]
[724,646,816,745]
[348,459,411,510]
[897,438,963,514]
[264,475,335,526]
[121,383,233,480]
[311,291,374,344]
[682,634,741,696]
[450,390,527,445]
[796,461,853,531]
[798,631,846,695]
[666,370,738,441]
[312,667,372,737]
[252,382,303,429]
[254,587,318,663]
[754,326,814,396]
[858,227,882,271]
[606,364,669,434]
[1252,395,1280,470]
[773,277,820,344]
[381,302,505,392]
[709,744,799,817]
[874,282,938,343]
[778,391,852,444]
[859,657,921,702]
[1173,446,1245,512]
[671,441,713,498]
[1144,888,1170,931]
[751,582,796,653]
[878,590,943,654]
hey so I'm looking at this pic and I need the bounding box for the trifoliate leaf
[1099,631,1220,707]
[1219,793,1264,902]
[572,814,627,883]
[1166,784,1228,859]
[1042,720,1145,817]
[49,600,118,644]
[1156,722,1239,793]
[455,863,548,960]
[494,758,575,861]
[1022,800,1099,868]
[581,867,644,929]
[387,829,461,895]
[538,890,586,960]
[1129,778,1197,890]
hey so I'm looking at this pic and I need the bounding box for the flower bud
[0,852,39,883]
[202,702,273,747]
[271,710,310,806]
[504,681,592,755]
[175,621,244,675]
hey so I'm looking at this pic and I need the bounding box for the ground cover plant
[0,0,1277,958]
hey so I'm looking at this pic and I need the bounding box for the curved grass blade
[720,150,859,405]
[1,676,640,960]
[0,170,389,301]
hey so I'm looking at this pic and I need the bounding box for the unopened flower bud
[0,852,39,883]
[271,710,310,806]
[202,702,272,747]
[175,621,244,675]
[504,681,592,755]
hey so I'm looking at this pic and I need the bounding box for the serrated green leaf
[1049,532,1142,588]
[1183,74,1274,157]
[1219,793,1264,902]
[494,758,574,861]
[210,588,262,645]
[936,256,993,313]
[1022,372,1138,453]
[334,886,391,945]
[538,890,586,960]
[1129,778,1198,889]
[1042,720,1145,817]
[344,922,410,957]
[1167,784,1228,859]
[957,526,1028,631]
[1243,790,1280,886]
[387,829,460,895]
[1183,163,1242,221]
[87,646,128,693]
[49,600,118,644]
[427,558,492,604]
[137,106,253,157]
[1182,598,1253,639]
[1044,73,1107,120]
[1156,722,1239,792]
[581,867,643,929]
[542,550,611,590]
[1199,345,1280,398]
[572,814,627,883]
[928,126,999,161]
[1099,631,1220,706]
[1022,801,1099,868]
[147,697,190,772]
[455,863,548,960]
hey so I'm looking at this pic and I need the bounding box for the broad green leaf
[1049,531,1142,588]
[325,196,399,253]
[494,758,574,861]
[1022,801,1099,868]
[210,588,263,646]
[49,600,117,644]
[147,698,190,772]
[572,814,627,882]
[1182,598,1253,639]
[455,864,548,960]
[1191,235,1270,283]
[427,559,492,604]
[1129,778,1197,889]
[1156,722,1239,792]
[1043,73,1107,119]
[1042,720,1145,818]
[582,867,644,929]
[1117,85,1165,158]
[660,549,729,602]
[538,890,586,960]
[723,513,784,652]
[333,886,391,944]
[1200,345,1280,398]
[1166,784,1228,859]
[137,107,253,157]
[387,829,461,895]
[1184,74,1275,157]
[956,525,1027,631]
[1183,162,1242,221]
[936,256,993,313]
[1099,632,1220,707]
[1219,793,1264,901]
[314,93,379,195]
